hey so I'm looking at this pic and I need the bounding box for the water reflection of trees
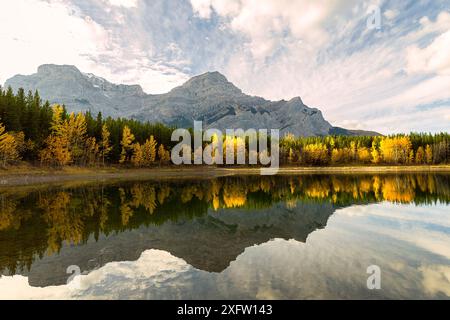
[0,174,449,274]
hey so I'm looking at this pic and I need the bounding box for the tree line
[280,133,449,166]
[0,86,449,167]
[0,86,175,166]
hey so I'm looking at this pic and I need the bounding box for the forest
[0,86,449,167]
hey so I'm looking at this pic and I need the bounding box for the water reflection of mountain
[22,202,335,286]
[0,174,449,287]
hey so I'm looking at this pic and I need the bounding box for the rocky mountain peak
[4,64,380,137]
[37,64,82,76]
[171,71,243,99]
[288,96,304,105]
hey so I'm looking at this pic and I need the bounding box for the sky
[0,0,449,134]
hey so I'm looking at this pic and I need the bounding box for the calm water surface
[0,174,449,299]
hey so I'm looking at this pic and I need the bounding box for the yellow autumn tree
[158,144,171,164]
[40,105,72,166]
[425,145,433,164]
[84,136,100,166]
[379,136,412,164]
[119,126,135,164]
[287,148,295,164]
[131,143,144,167]
[0,123,20,166]
[99,124,112,166]
[331,148,341,164]
[302,143,329,165]
[415,146,425,164]
[357,147,372,163]
[408,150,415,164]
[65,112,87,164]
[10,131,26,157]
[331,148,352,164]
[40,136,71,166]
[371,142,381,164]
[142,135,157,165]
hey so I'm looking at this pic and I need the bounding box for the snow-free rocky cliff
[5,64,379,136]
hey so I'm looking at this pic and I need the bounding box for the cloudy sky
[0,0,449,134]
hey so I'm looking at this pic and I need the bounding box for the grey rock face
[5,65,376,136]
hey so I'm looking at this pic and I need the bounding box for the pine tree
[27,91,41,141]
[95,112,103,140]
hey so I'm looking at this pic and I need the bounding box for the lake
[0,173,449,299]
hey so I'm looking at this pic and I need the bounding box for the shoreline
[0,165,449,187]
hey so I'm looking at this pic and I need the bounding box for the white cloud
[105,0,138,8]
[191,0,354,60]
[420,265,450,296]
[0,0,189,93]
[217,7,450,134]
[407,30,450,75]
[408,11,450,41]
[0,0,111,84]
[0,0,449,133]
[384,9,398,20]
[190,0,214,18]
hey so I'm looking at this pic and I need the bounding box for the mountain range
[4,64,379,136]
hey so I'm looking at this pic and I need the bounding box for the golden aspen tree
[331,148,341,164]
[415,146,425,164]
[303,143,329,165]
[350,141,357,162]
[408,150,415,164]
[40,136,71,166]
[379,136,412,164]
[50,104,65,134]
[158,144,171,164]
[425,145,433,164]
[100,124,112,166]
[371,143,381,164]
[357,147,372,163]
[142,135,157,165]
[287,148,295,164]
[40,105,71,166]
[119,126,135,164]
[0,123,19,166]
[66,112,87,163]
[84,137,100,166]
[10,131,26,157]
[131,143,145,167]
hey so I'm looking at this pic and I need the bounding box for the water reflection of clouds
[1,202,449,299]
[336,203,450,260]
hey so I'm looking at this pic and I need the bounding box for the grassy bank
[0,164,449,187]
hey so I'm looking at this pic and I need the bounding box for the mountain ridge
[5,64,380,136]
